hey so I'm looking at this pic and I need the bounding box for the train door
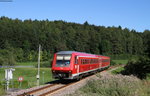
[78,57,85,72]
[99,57,102,69]
[74,56,80,74]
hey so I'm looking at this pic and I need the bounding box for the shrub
[0,83,5,95]
[70,75,150,96]
[0,57,5,66]
[110,60,116,66]
[0,87,5,96]
[122,57,150,79]
[0,49,16,66]
[111,67,124,74]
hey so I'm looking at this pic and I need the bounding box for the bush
[0,82,5,95]
[69,75,150,96]
[111,67,124,74]
[0,49,16,66]
[110,60,116,66]
[0,57,5,66]
[0,87,5,96]
[11,80,29,89]
[122,57,150,79]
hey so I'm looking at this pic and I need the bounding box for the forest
[0,16,150,66]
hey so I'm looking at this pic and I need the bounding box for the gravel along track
[48,67,121,96]
[32,84,66,96]
[6,84,56,96]
[6,66,120,96]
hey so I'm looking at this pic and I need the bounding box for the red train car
[52,51,110,79]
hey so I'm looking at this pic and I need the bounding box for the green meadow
[15,62,37,66]
[112,60,128,65]
[0,67,54,89]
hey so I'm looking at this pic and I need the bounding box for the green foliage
[111,67,124,74]
[122,57,150,79]
[146,74,150,80]
[0,16,150,62]
[0,85,5,96]
[35,60,52,68]
[0,49,16,66]
[0,56,5,66]
[0,68,54,89]
[70,75,150,96]
[110,60,116,66]
[15,62,37,66]
[112,60,128,65]
[143,30,150,57]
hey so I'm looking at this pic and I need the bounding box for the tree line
[0,16,150,65]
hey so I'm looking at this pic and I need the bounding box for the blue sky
[0,0,150,32]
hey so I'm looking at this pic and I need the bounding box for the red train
[52,51,110,80]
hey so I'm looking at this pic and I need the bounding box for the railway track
[17,79,79,96]
[17,75,92,96]
[17,81,79,96]
[17,66,118,96]
[18,84,57,96]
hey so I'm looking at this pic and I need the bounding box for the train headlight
[52,70,55,72]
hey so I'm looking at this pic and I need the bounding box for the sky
[0,0,150,32]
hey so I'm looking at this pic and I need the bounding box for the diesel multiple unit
[52,51,110,79]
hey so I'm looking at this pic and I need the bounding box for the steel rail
[39,83,73,96]
[17,65,117,96]
[18,84,57,96]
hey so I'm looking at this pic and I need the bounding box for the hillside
[0,16,150,64]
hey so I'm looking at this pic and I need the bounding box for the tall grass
[0,68,54,89]
[15,62,37,66]
[112,60,128,65]
[70,75,150,96]
[0,86,5,96]
[111,67,124,74]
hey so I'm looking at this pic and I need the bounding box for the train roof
[56,51,76,55]
[56,51,109,58]
[56,51,95,55]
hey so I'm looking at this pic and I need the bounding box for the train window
[81,59,83,64]
[91,59,93,64]
[74,56,78,64]
[81,59,89,64]
[64,56,71,60]
[57,56,63,60]
[56,55,71,67]
[87,59,89,64]
[86,59,88,64]
[90,59,92,64]
[102,59,109,62]
[83,59,85,64]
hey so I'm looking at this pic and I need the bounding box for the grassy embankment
[112,67,150,81]
[112,60,128,65]
[15,62,37,66]
[69,60,150,96]
[0,60,128,95]
[69,74,150,96]
[0,61,54,95]
[0,67,53,88]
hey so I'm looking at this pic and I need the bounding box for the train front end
[52,51,74,79]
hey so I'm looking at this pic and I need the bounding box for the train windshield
[56,55,71,67]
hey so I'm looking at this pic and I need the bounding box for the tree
[0,16,148,62]
[122,57,150,79]
[143,30,150,57]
